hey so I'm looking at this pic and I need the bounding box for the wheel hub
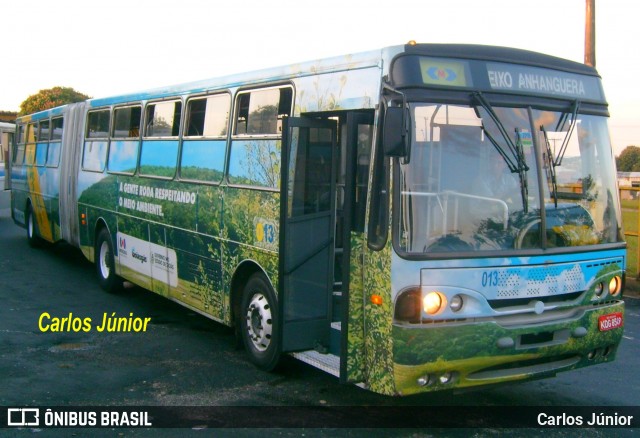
[245,293,273,352]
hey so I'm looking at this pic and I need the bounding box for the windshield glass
[398,103,622,254]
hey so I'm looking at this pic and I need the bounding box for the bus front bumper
[391,301,624,395]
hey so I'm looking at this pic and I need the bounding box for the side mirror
[383,106,409,157]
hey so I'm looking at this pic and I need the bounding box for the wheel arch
[229,259,276,328]
[91,217,114,262]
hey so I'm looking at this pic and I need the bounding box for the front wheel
[95,228,122,293]
[240,273,281,371]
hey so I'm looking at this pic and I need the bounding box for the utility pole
[585,0,596,67]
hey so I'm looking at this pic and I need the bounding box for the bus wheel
[240,273,281,371]
[95,228,121,293]
[26,204,42,248]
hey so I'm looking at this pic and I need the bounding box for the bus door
[338,111,374,382]
[280,117,337,352]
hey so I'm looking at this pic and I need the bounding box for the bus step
[291,351,340,377]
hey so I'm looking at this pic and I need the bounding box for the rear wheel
[240,273,281,371]
[26,204,42,248]
[95,228,122,293]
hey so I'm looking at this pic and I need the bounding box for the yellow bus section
[26,165,53,242]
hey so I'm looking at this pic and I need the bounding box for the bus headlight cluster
[395,289,466,321]
[593,275,622,299]
[422,292,464,315]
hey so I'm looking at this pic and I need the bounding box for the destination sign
[486,62,604,100]
[392,55,606,103]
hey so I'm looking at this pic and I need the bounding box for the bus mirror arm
[382,84,410,159]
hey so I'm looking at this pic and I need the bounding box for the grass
[622,196,639,278]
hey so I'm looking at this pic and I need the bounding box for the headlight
[423,292,446,315]
[594,282,604,297]
[609,276,622,296]
[449,295,463,312]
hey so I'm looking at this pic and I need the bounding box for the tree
[19,86,90,116]
[616,146,640,172]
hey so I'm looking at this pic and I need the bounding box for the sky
[2,0,639,154]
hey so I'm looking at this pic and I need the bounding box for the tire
[240,273,281,371]
[26,204,42,248]
[95,228,122,293]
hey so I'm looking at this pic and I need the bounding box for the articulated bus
[11,43,625,395]
[1,121,15,190]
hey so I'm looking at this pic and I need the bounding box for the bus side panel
[78,170,118,261]
[10,163,28,226]
[344,232,366,382]
[166,184,224,320]
[362,239,395,395]
[222,186,280,322]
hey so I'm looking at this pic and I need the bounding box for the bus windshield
[398,102,622,254]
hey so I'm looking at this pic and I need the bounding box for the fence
[620,186,640,278]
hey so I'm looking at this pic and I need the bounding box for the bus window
[86,110,110,139]
[13,124,25,165]
[83,110,110,172]
[51,117,63,141]
[140,100,182,178]
[38,120,51,142]
[145,101,181,138]
[109,106,141,174]
[112,106,141,138]
[228,86,291,188]
[25,123,37,165]
[47,118,63,168]
[181,94,230,183]
[35,119,50,167]
[185,94,230,137]
[234,87,292,136]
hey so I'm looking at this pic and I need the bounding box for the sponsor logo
[131,248,147,264]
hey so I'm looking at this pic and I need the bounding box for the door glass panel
[288,126,333,217]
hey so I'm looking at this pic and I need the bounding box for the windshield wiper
[553,99,581,167]
[472,92,530,213]
[540,126,559,208]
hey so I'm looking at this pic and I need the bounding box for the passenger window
[145,101,182,137]
[38,120,51,142]
[51,117,64,141]
[180,94,230,183]
[86,110,111,139]
[234,87,292,135]
[112,106,141,138]
[26,123,37,143]
[185,94,230,137]
[13,125,26,165]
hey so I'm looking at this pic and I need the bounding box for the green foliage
[362,241,395,395]
[19,86,90,116]
[346,233,365,382]
[616,146,640,172]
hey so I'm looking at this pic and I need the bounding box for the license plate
[598,312,623,332]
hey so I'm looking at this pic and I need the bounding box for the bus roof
[17,43,603,121]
